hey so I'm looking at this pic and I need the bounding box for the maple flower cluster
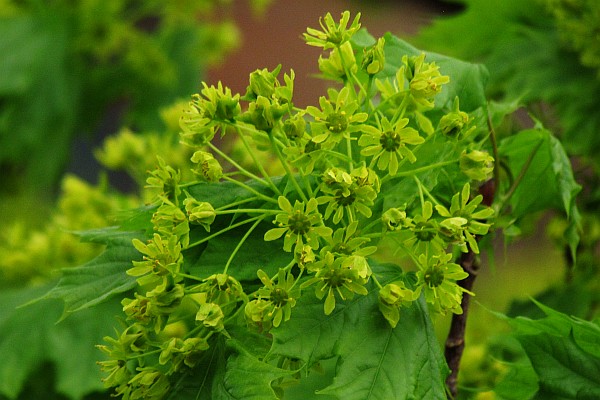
[98,11,495,399]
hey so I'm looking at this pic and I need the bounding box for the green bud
[362,37,385,75]
[438,97,471,138]
[283,114,306,140]
[378,281,417,328]
[191,150,223,182]
[240,95,287,132]
[196,302,225,331]
[247,65,281,99]
[460,150,494,181]
[382,208,410,231]
[183,197,216,232]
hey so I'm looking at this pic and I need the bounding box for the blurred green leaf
[37,228,143,318]
[0,284,120,399]
[499,128,581,218]
[494,301,600,399]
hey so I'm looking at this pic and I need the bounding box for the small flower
[246,65,281,99]
[359,117,425,175]
[129,233,183,288]
[264,196,332,253]
[151,200,190,247]
[304,11,361,49]
[193,273,245,311]
[190,150,223,182]
[460,150,494,181]
[179,82,240,147]
[247,268,299,328]
[306,87,375,144]
[382,208,411,231]
[183,197,216,232]
[196,302,225,331]
[321,221,377,257]
[301,252,370,315]
[283,137,326,175]
[239,95,287,132]
[403,54,450,109]
[128,368,170,400]
[378,281,419,328]
[146,156,181,202]
[415,253,471,315]
[405,201,446,253]
[435,183,494,253]
[318,167,378,224]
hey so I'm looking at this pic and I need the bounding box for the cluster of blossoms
[99,11,495,398]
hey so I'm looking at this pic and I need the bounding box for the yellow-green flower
[359,117,424,175]
[318,167,378,224]
[264,196,332,253]
[301,252,370,315]
[435,183,494,253]
[306,87,376,144]
[246,268,299,328]
[304,11,361,49]
[416,253,471,315]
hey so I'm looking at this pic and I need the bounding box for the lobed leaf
[495,301,600,399]
[270,262,449,399]
[35,228,144,319]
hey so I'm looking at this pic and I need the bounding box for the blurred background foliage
[0,0,247,198]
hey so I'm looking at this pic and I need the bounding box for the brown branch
[445,176,495,398]
[444,250,479,399]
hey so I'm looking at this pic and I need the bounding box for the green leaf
[0,284,121,399]
[270,262,448,399]
[186,177,283,210]
[383,33,489,112]
[36,228,144,318]
[212,340,294,400]
[496,301,600,399]
[167,329,280,400]
[499,128,581,219]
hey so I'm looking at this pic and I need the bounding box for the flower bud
[247,65,281,99]
[191,150,223,182]
[460,150,494,181]
[283,114,306,140]
[183,198,216,232]
[362,37,385,75]
[382,208,410,231]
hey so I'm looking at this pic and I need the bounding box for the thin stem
[223,216,266,274]
[215,196,261,211]
[215,208,280,216]
[394,160,457,178]
[269,130,308,202]
[346,135,354,171]
[497,139,543,213]
[486,112,501,190]
[222,176,278,205]
[413,176,440,206]
[188,215,264,248]
[208,142,269,187]
[235,125,282,195]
